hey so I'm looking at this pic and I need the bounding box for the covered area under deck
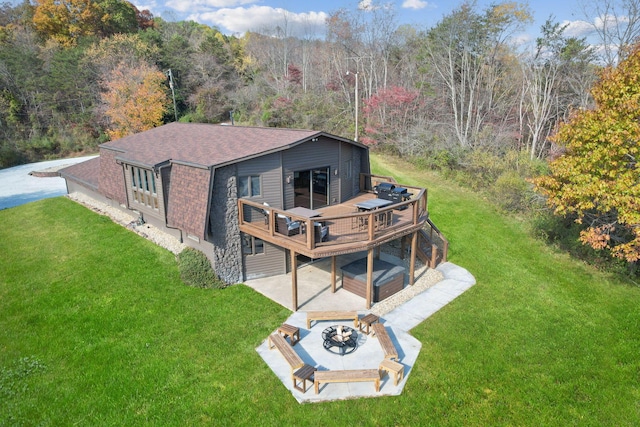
[238,176,437,311]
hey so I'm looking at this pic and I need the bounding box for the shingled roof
[102,122,327,168]
[58,156,100,190]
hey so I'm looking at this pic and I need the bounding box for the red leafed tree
[361,86,422,147]
[286,64,302,85]
[101,63,168,139]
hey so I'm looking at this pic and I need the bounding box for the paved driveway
[0,156,96,210]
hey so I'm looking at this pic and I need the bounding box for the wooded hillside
[0,0,607,168]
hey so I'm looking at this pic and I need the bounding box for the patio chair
[276,214,301,236]
[314,222,329,242]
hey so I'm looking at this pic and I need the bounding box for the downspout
[204,167,216,240]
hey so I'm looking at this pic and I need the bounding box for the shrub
[491,171,531,212]
[176,247,224,289]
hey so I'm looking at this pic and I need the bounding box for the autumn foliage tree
[535,44,640,263]
[33,0,152,46]
[361,86,422,150]
[101,63,168,139]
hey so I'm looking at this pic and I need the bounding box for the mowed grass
[1,155,639,425]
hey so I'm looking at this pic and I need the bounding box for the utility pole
[166,69,178,122]
[346,70,359,142]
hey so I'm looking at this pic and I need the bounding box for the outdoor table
[358,313,380,335]
[286,206,322,218]
[355,198,394,211]
[277,323,300,346]
[354,199,394,230]
[293,364,316,393]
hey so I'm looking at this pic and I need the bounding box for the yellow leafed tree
[534,44,640,263]
[33,0,102,46]
[101,63,168,140]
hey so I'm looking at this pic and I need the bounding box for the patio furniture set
[268,311,405,395]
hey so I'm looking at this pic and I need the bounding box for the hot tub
[340,258,405,302]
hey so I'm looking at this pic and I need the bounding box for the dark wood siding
[340,142,354,201]
[282,137,340,208]
[243,240,286,280]
[237,152,283,208]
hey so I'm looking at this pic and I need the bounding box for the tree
[519,19,598,160]
[32,0,150,46]
[361,85,422,151]
[580,0,640,66]
[100,62,168,139]
[422,1,531,149]
[534,43,640,263]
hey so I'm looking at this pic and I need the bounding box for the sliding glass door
[293,167,329,209]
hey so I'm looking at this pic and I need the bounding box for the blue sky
[133,0,595,43]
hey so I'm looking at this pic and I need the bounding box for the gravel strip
[67,192,186,255]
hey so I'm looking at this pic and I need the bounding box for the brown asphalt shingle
[102,122,322,168]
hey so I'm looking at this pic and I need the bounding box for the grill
[390,187,411,209]
[374,182,395,200]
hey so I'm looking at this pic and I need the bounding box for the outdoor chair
[276,214,301,236]
[314,222,329,242]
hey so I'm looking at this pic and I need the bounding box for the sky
[132,0,596,44]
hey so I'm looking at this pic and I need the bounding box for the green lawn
[1,155,639,426]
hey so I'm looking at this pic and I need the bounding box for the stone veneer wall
[208,165,242,284]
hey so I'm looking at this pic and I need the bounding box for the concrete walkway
[254,261,476,403]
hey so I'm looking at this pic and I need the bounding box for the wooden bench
[314,369,380,394]
[371,323,399,361]
[268,333,304,377]
[306,310,358,329]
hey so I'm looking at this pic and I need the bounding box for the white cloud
[563,19,596,39]
[402,0,429,10]
[190,6,329,37]
[166,0,258,14]
[358,0,383,11]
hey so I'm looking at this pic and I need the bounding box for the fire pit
[322,325,358,355]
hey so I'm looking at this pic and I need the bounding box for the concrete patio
[248,255,476,403]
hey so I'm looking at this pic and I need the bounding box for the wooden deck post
[409,231,417,286]
[291,250,298,311]
[331,256,337,293]
[366,248,374,309]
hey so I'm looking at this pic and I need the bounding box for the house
[60,122,446,310]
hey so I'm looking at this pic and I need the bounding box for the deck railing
[238,175,428,255]
[419,218,449,267]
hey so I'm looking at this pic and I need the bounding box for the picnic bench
[268,333,304,377]
[306,310,358,329]
[314,369,381,394]
[371,323,399,360]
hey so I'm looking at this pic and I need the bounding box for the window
[130,166,159,210]
[238,175,261,197]
[242,234,264,255]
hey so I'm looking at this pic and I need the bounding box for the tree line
[1,0,638,270]
[0,0,600,165]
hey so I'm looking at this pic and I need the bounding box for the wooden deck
[238,189,428,259]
